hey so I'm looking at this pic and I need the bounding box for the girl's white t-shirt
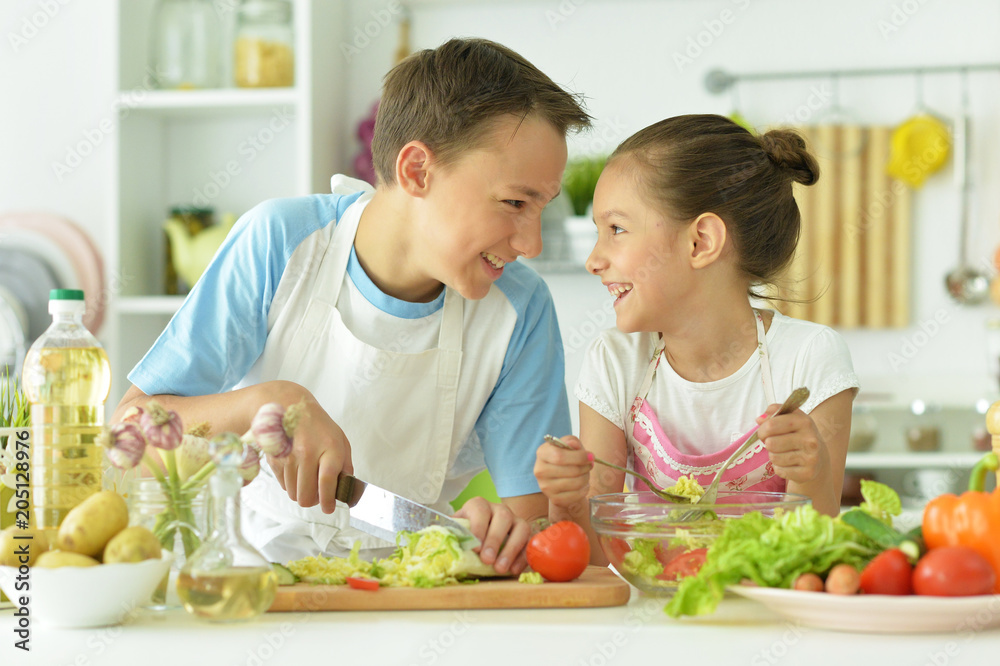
[575,310,859,456]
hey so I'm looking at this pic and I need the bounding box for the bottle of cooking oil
[21,289,110,531]
[178,433,276,621]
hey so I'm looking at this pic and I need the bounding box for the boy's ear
[395,141,433,196]
[687,212,727,269]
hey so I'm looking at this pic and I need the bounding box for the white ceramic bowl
[0,554,172,628]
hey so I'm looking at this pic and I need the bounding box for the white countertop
[4,588,1000,666]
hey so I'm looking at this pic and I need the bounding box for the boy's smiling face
[415,114,567,300]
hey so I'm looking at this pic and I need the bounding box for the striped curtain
[771,125,912,328]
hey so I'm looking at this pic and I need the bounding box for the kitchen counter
[3,588,1000,666]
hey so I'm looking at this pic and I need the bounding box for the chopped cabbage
[286,526,501,588]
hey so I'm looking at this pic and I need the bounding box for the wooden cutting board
[268,566,631,612]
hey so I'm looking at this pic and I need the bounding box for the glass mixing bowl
[590,490,810,595]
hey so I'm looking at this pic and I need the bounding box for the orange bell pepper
[922,452,1000,593]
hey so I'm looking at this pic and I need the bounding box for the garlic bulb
[101,422,147,469]
[250,402,292,457]
[141,401,184,451]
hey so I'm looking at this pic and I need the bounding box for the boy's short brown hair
[371,38,591,185]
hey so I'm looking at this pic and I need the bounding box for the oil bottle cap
[49,289,85,301]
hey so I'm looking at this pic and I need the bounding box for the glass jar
[904,400,941,452]
[234,0,295,88]
[149,0,223,90]
[129,477,208,609]
[163,206,215,295]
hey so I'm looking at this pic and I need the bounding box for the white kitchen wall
[340,0,1000,429]
[3,0,1000,433]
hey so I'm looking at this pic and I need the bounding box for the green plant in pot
[562,155,608,217]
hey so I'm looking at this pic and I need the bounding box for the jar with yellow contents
[234,0,295,88]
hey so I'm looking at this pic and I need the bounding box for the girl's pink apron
[627,310,786,494]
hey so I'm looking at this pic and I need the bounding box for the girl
[535,115,858,563]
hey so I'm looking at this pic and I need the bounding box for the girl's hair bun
[759,129,820,186]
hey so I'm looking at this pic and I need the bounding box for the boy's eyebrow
[511,185,561,203]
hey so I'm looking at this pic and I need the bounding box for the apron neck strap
[628,309,775,423]
[327,197,464,353]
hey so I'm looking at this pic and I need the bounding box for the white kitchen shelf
[845,451,987,470]
[115,296,185,315]
[105,0,346,407]
[116,88,303,118]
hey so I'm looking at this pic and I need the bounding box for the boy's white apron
[238,190,465,562]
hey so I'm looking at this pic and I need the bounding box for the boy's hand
[756,406,828,485]
[454,497,530,575]
[533,435,593,510]
[268,393,354,514]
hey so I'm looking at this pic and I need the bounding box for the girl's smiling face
[586,158,691,333]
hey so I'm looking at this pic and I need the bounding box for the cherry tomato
[860,548,913,595]
[657,548,707,581]
[913,546,997,597]
[526,520,590,582]
[346,576,380,591]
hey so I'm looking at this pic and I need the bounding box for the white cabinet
[106,0,346,406]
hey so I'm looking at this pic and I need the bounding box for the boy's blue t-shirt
[129,192,571,498]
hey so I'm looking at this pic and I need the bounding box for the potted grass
[535,155,606,266]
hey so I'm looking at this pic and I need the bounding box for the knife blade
[335,474,477,544]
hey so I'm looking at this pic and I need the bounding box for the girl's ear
[395,141,433,196]
[687,212,727,269]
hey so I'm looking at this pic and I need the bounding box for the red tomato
[526,520,590,582]
[346,576,380,591]
[658,548,708,581]
[913,547,997,597]
[860,549,913,595]
[601,536,631,566]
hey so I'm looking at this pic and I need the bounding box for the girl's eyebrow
[597,208,629,221]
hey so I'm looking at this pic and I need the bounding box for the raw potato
[0,525,49,567]
[825,563,861,595]
[103,526,162,564]
[35,550,100,568]
[56,491,129,557]
[793,572,824,592]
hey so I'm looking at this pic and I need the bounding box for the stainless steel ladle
[944,70,990,305]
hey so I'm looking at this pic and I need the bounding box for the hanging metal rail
[704,63,1000,94]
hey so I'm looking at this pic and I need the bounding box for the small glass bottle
[234,0,295,88]
[149,0,223,90]
[177,434,276,622]
[21,290,110,532]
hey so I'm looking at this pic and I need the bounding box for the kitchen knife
[335,474,477,545]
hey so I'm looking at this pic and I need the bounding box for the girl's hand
[533,435,594,510]
[453,497,530,575]
[755,406,829,485]
[267,389,354,514]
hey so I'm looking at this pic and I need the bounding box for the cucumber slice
[271,562,299,585]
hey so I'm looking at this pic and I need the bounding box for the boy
[114,38,591,572]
